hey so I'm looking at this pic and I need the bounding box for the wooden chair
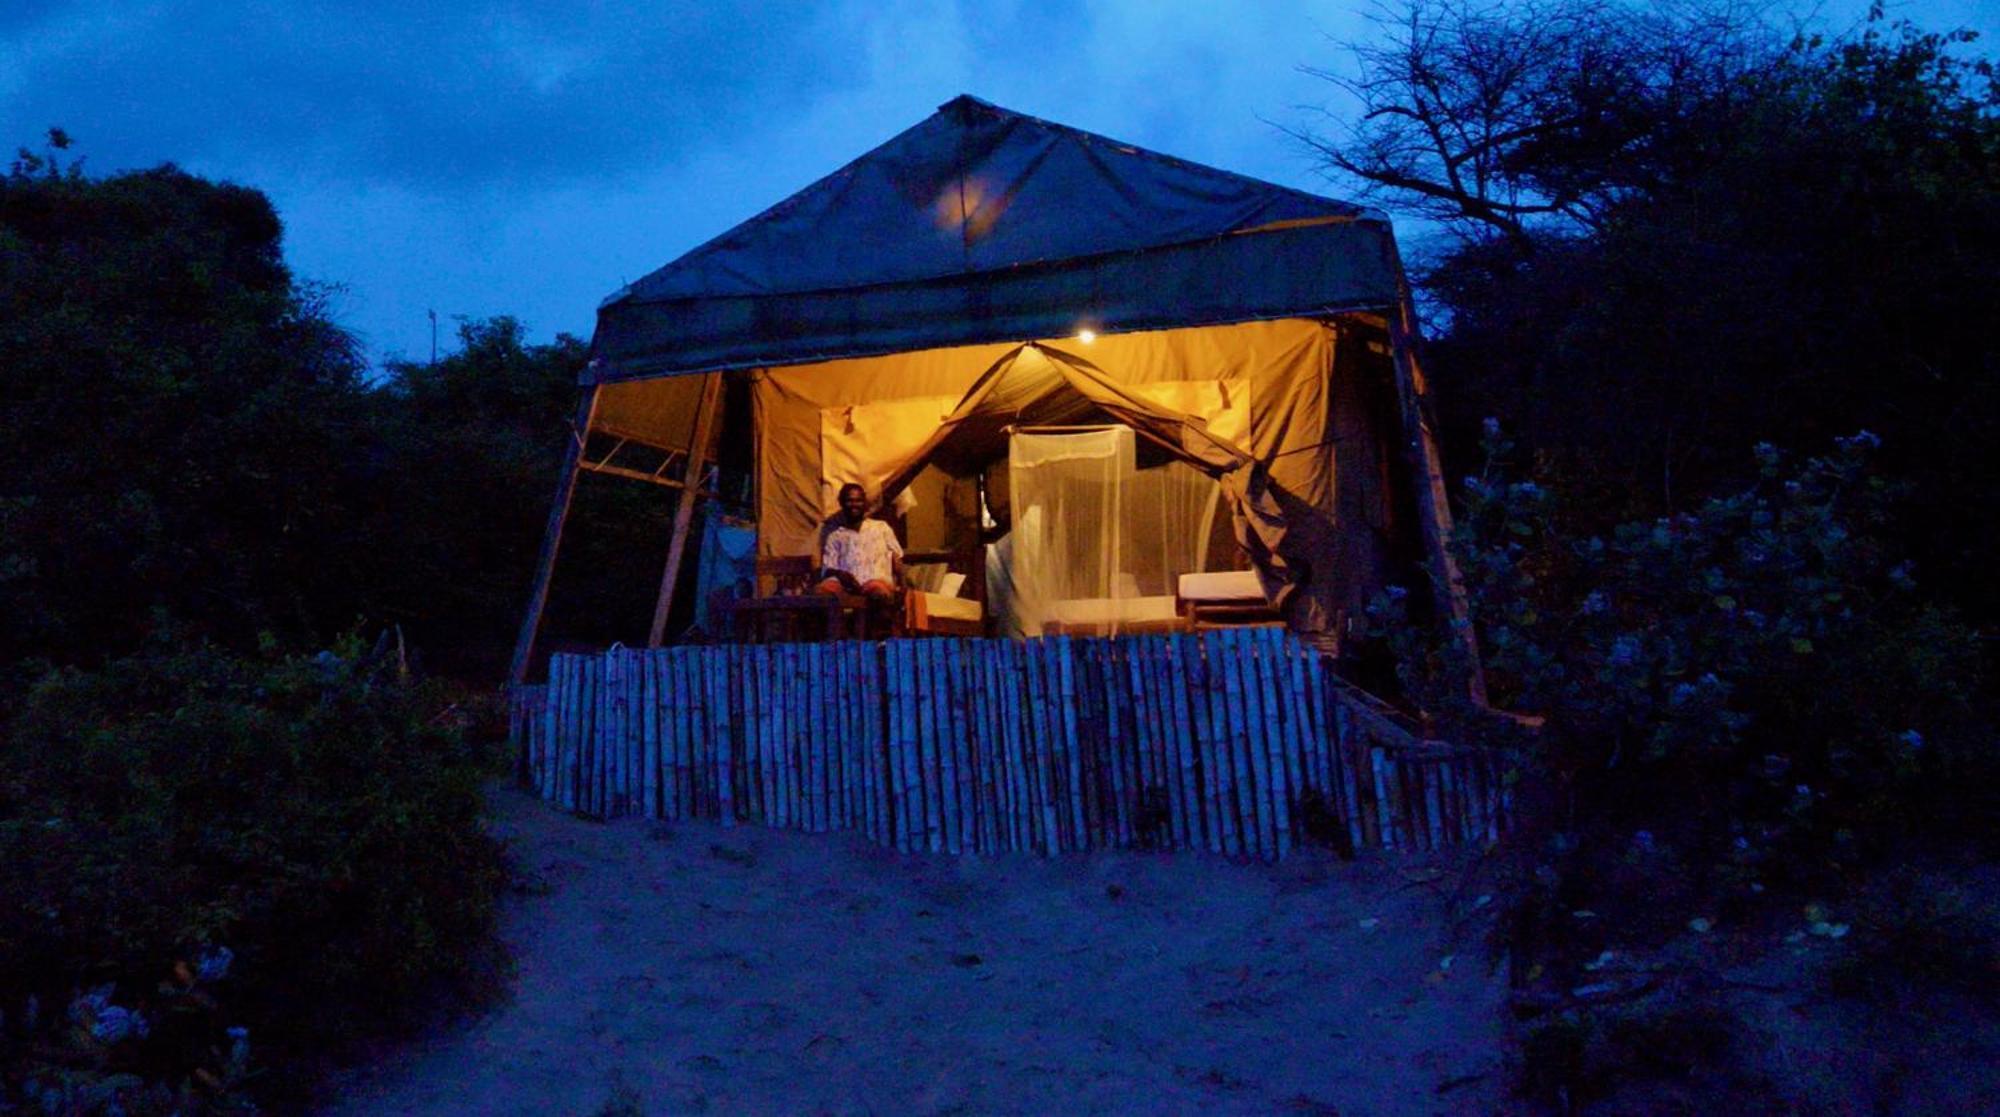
[901,546,987,637]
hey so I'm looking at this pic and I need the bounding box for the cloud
[2,0,877,190]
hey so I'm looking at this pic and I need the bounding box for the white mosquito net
[990,426,1224,637]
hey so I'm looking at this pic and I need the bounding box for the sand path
[326,786,1507,1116]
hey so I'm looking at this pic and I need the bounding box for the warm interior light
[1077,329,1096,344]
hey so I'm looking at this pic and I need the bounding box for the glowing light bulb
[1077,329,1096,344]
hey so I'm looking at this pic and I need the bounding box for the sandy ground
[325,786,1509,1117]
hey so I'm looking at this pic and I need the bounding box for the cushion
[1178,570,1264,602]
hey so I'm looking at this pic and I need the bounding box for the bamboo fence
[506,629,1506,858]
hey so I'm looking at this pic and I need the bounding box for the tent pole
[1384,274,1489,708]
[647,371,725,647]
[508,384,602,686]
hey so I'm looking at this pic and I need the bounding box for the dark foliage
[0,134,664,680]
[1305,1,2000,624]
[0,640,507,1113]
[0,143,374,666]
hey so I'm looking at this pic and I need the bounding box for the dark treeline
[1302,0,2000,624]
[0,135,669,682]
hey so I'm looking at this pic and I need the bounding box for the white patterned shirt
[821,518,902,586]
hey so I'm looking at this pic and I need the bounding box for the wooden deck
[506,629,1506,858]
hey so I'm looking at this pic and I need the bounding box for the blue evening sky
[4,1,1990,367]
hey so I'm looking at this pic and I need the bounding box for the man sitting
[816,483,903,618]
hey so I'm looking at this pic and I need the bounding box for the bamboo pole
[1448,757,1465,846]
[647,371,724,647]
[1135,636,1168,848]
[863,641,885,846]
[965,641,992,852]
[702,647,717,821]
[788,642,807,830]
[1136,640,1168,848]
[1017,640,1042,853]
[539,665,557,803]
[948,640,979,853]
[1227,629,1266,858]
[910,641,938,852]
[1090,642,1123,846]
[921,641,950,853]
[803,642,822,833]
[1370,747,1396,849]
[992,644,1024,852]
[772,642,791,827]
[1020,639,1048,853]
[509,387,601,685]
[539,665,560,802]
[768,643,786,827]
[1222,630,1268,859]
[1057,638,1086,850]
[1386,256,1486,707]
[1181,637,1221,854]
[887,640,914,853]
[831,640,851,833]
[1202,632,1241,857]
[665,650,682,818]
[1158,636,1192,850]
[646,651,663,820]
[680,648,699,820]
[612,648,631,816]
[549,657,567,808]
[936,640,963,854]
[1248,631,1287,856]
[871,639,892,848]
[973,643,1002,852]
[903,639,929,852]
[583,653,602,816]
[715,646,735,826]
[752,644,772,824]
[1166,634,1201,852]
[1088,640,1113,847]
[1285,641,1322,803]
[1050,638,1074,852]
[885,639,905,851]
[1256,631,1295,857]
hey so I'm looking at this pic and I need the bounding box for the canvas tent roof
[587,95,1403,382]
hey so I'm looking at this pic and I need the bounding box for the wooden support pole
[1383,254,1488,708]
[509,386,602,685]
[647,371,725,647]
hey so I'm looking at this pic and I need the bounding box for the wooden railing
[507,629,1506,858]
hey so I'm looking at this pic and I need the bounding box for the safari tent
[509,95,1471,686]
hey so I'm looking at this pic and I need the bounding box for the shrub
[0,638,508,1113]
[1372,429,1989,957]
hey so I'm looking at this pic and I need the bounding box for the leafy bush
[1374,429,1988,954]
[0,639,508,1113]
[1519,1000,1772,1112]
